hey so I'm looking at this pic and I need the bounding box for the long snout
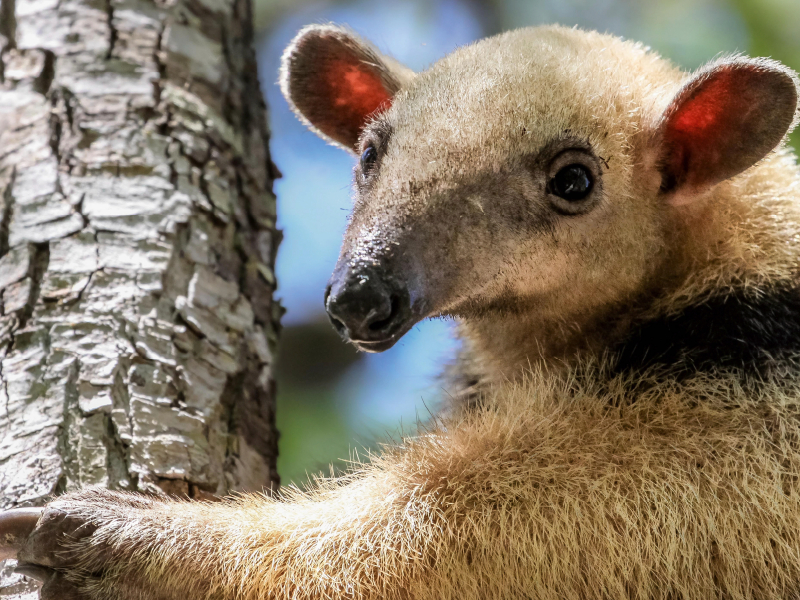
[325,262,417,352]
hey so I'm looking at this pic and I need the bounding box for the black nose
[325,270,411,350]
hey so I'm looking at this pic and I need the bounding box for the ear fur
[280,25,414,153]
[657,56,799,204]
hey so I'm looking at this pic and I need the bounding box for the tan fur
[14,25,800,600]
[58,365,800,600]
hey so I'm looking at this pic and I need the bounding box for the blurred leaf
[276,384,356,487]
[729,0,800,150]
[275,319,362,388]
[254,0,324,33]
[275,319,366,486]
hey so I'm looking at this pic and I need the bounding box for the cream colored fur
[15,25,800,600]
[63,365,800,600]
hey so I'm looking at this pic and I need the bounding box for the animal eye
[550,164,593,201]
[360,145,378,174]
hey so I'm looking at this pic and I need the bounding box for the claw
[0,508,43,561]
[14,563,51,582]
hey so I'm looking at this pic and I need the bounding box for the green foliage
[276,384,356,487]
[730,0,800,151]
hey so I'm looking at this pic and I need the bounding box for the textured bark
[0,0,281,593]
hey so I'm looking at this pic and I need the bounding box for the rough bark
[0,0,281,593]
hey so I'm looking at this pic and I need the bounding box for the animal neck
[456,291,645,384]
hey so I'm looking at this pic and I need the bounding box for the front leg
[0,470,447,600]
[1,398,769,600]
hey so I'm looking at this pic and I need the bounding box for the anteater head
[281,25,799,353]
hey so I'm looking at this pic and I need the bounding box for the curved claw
[14,563,52,582]
[0,508,43,561]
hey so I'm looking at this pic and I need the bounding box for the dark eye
[360,145,378,174]
[550,164,593,201]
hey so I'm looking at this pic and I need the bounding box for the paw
[1,489,162,600]
[17,498,103,570]
[0,507,91,599]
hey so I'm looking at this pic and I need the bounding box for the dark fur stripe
[613,282,800,375]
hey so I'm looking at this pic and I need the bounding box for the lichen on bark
[0,0,281,593]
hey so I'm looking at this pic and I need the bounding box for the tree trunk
[0,0,281,593]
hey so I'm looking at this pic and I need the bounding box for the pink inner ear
[327,61,393,132]
[660,64,782,196]
[667,70,741,144]
[664,71,739,188]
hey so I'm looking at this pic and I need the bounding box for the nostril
[327,312,347,336]
[325,286,348,336]
[368,294,400,332]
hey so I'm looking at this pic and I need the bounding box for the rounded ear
[280,25,414,153]
[656,56,799,204]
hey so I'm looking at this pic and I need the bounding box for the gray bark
[0,0,281,593]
